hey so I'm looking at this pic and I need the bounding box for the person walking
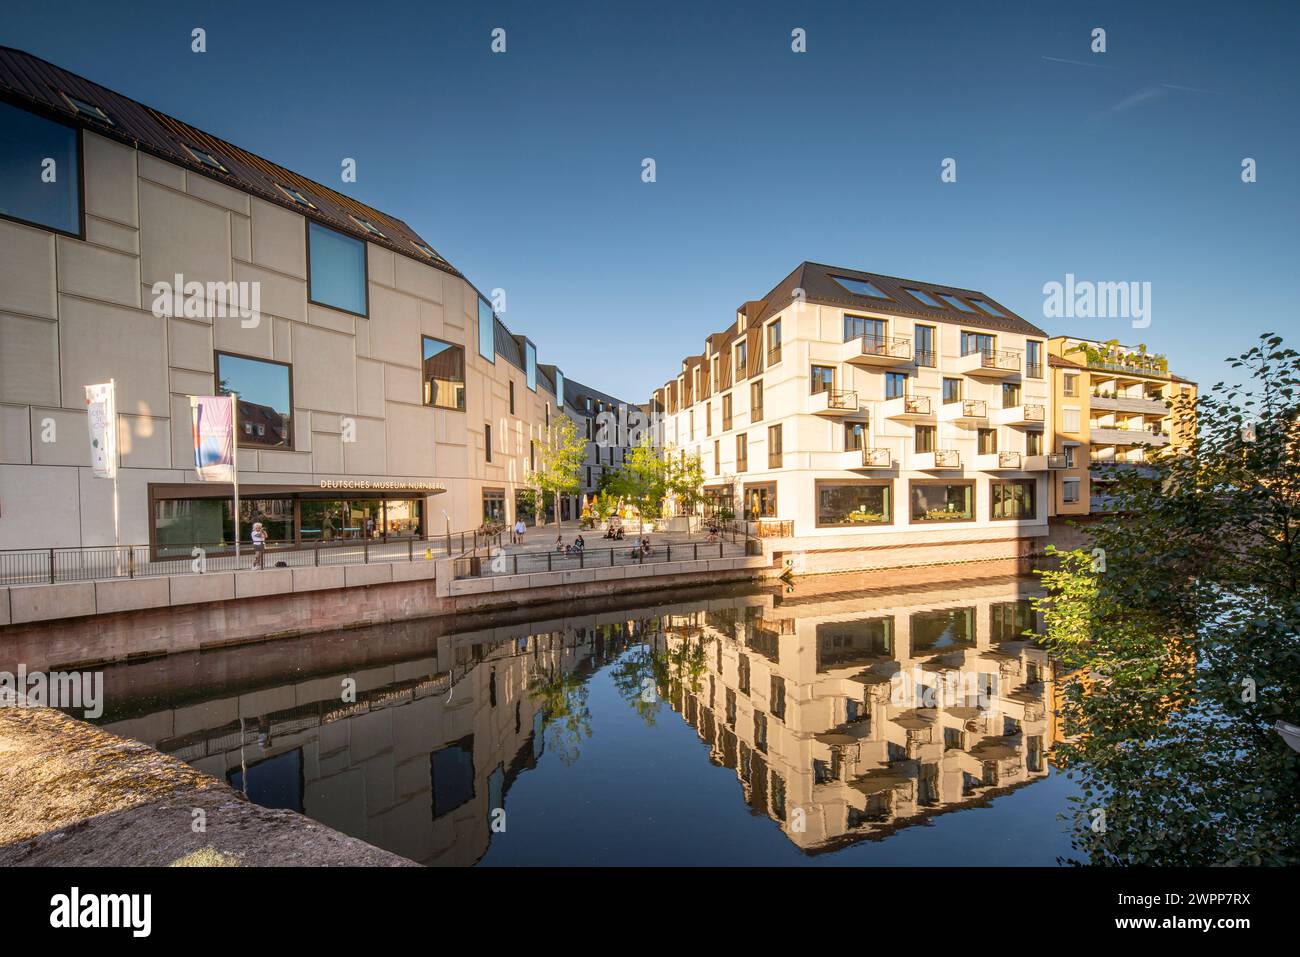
[515,517,526,545]
[251,521,267,570]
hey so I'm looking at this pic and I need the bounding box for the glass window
[421,336,466,411]
[275,183,316,209]
[1026,340,1043,377]
[1062,408,1081,433]
[914,325,936,367]
[961,331,995,355]
[0,101,80,235]
[911,607,975,652]
[970,298,1008,317]
[308,222,367,315]
[832,276,891,299]
[482,488,506,524]
[915,424,936,453]
[910,482,974,522]
[485,423,492,462]
[767,320,782,365]
[477,298,496,363]
[942,377,962,404]
[817,481,891,526]
[216,352,292,449]
[735,341,748,378]
[844,314,886,343]
[300,499,380,542]
[1062,477,1081,503]
[991,479,1037,520]
[722,392,733,430]
[60,92,113,125]
[1063,372,1078,396]
[749,381,763,422]
[978,428,997,455]
[744,483,776,519]
[526,341,537,391]
[810,365,835,394]
[886,372,907,399]
[844,421,866,451]
[509,381,515,415]
[938,293,976,312]
[1027,430,1043,455]
[767,424,782,469]
[348,214,386,238]
[905,288,944,308]
[554,370,564,407]
[1003,381,1021,408]
[183,144,228,173]
[736,433,748,472]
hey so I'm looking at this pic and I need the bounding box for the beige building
[1046,337,1197,515]
[0,48,581,556]
[651,263,1058,566]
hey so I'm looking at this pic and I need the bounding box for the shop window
[816,480,891,527]
[991,478,1037,520]
[910,481,974,522]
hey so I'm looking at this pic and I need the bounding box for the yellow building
[1047,337,1196,516]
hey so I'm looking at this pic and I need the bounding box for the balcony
[1090,425,1170,447]
[938,399,988,425]
[956,348,1022,378]
[810,389,862,417]
[844,334,913,367]
[914,448,961,470]
[882,394,933,420]
[991,402,1046,427]
[1045,453,1068,470]
[1090,393,1168,415]
[976,450,1024,471]
[851,447,893,469]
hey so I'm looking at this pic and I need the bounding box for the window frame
[213,349,295,451]
[305,219,370,318]
[0,97,86,239]
[990,478,1038,521]
[815,479,893,528]
[420,334,467,412]
[908,479,977,525]
[767,423,783,469]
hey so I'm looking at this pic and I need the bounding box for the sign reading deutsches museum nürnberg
[318,480,445,492]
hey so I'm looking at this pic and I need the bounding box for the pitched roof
[0,46,460,278]
[746,262,1048,338]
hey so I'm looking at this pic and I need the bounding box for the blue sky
[4,0,1296,400]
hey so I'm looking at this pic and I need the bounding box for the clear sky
[3,0,1296,401]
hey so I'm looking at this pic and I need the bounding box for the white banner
[84,382,117,479]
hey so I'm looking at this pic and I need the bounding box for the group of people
[603,522,626,540]
[554,533,586,556]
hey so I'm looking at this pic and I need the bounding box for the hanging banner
[84,382,117,479]
[190,395,236,482]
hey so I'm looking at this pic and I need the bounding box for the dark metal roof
[0,46,461,279]
[563,376,635,415]
[749,262,1048,338]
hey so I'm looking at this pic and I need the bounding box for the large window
[1003,381,1021,408]
[736,433,748,471]
[1026,340,1043,378]
[942,377,962,404]
[978,428,997,455]
[915,424,936,453]
[816,480,891,527]
[991,479,1037,520]
[961,331,995,356]
[734,341,748,378]
[0,101,81,235]
[844,421,866,450]
[743,482,777,519]
[750,381,763,422]
[554,369,565,406]
[307,222,367,316]
[886,372,907,399]
[910,481,974,523]
[767,424,783,469]
[767,320,782,365]
[844,315,886,343]
[216,352,292,449]
[722,392,733,430]
[477,298,496,363]
[482,488,506,524]
[810,365,835,394]
[422,336,466,410]
[525,341,537,391]
[914,325,936,367]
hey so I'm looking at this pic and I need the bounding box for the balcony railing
[767,345,783,366]
[1045,453,1067,469]
[859,447,892,468]
[932,449,961,468]
[1026,362,1044,379]
[897,395,931,415]
[1022,403,1045,422]
[998,451,1022,469]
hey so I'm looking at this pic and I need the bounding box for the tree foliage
[1033,334,1300,865]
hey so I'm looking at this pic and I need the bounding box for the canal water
[93,572,1080,866]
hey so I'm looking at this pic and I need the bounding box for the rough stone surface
[0,699,415,866]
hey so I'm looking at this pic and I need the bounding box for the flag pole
[109,378,120,550]
[231,392,241,562]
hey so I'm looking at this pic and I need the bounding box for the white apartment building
[651,263,1055,566]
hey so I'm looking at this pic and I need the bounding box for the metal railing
[848,333,912,360]
[817,389,859,411]
[960,399,987,418]
[1045,453,1068,469]
[767,345,783,366]
[933,449,961,468]
[963,348,1022,372]
[454,538,747,580]
[859,447,892,467]
[893,394,931,415]
[997,451,1022,469]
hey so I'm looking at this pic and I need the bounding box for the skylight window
[832,275,892,299]
[906,288,945,309]
[183,145,228,173]
[937,293,977,313]
[59,92,113,125]
[275,183,317,210]
[970,298,1009,317]
[349,214,387,239]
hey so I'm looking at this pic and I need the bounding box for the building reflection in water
[98,575,1058,864]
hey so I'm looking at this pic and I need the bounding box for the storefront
[149,482,444,558]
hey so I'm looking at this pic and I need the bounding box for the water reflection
[96,574,1068,865]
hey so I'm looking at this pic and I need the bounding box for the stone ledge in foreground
[0,697,415,867]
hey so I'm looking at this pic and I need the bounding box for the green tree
[532,415,586,530]
[1033,333,1300,865]
[667,449,706,520]
[609,437,669,535]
